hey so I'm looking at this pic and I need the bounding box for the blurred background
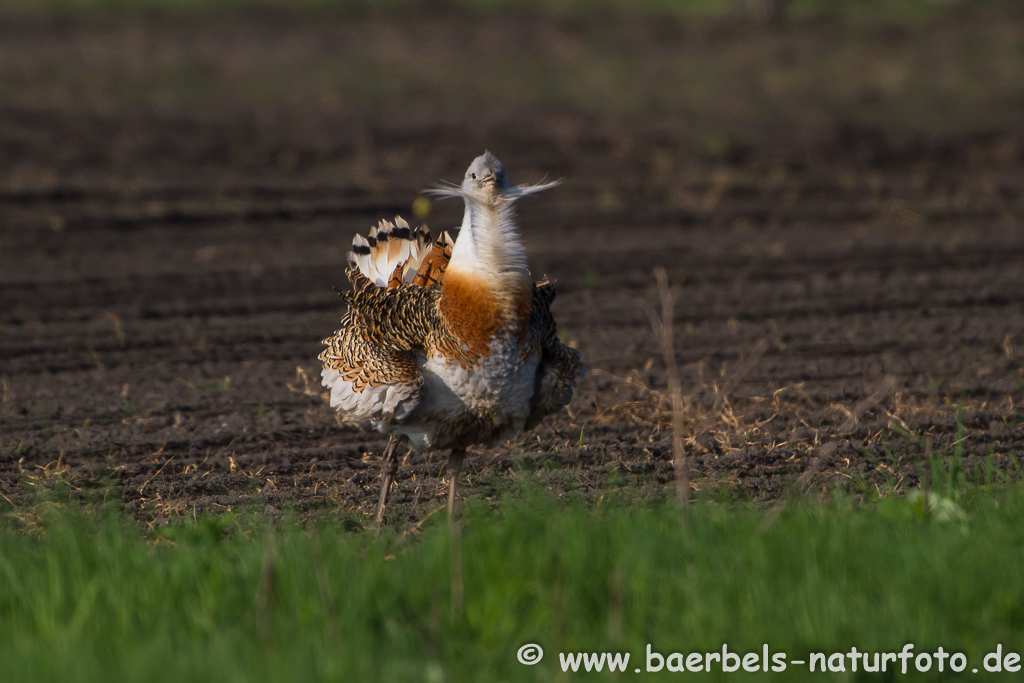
[2,0,1023,518]
[5,0,1024,198]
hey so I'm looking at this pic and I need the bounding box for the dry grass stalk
[706,339,770,420]
[651,266,689,509]
[798,374,899,493]
[256,542,278,642]
[838,374,898,433]
[450,517,464,620]
[590,345,783,464]
[287,366,325,399]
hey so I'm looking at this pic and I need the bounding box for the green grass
[3,474,1024,682]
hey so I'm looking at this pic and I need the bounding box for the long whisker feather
[507,178,562,198]
[426,182,465,200]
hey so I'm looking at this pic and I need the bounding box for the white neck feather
[447,198,530,291]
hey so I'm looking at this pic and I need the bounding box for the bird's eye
[470,173,477,180]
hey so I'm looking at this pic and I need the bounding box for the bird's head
[461,151,510,200]
[429,151,559,206]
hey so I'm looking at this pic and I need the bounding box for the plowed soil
[2,9,1023,525]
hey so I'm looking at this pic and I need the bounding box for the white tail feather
[348,216,433,288]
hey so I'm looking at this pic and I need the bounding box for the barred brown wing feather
[320,318,421,387]
[525,281,585,430]
[320,283,442,423]
[340,284,439,350]
[411,231,453,287]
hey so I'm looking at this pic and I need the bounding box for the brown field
[2,6,1023,524]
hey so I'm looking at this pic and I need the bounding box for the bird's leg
[374,436,401,528]
[447,448,466,523]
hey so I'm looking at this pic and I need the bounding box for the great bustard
[319,152,584,524]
